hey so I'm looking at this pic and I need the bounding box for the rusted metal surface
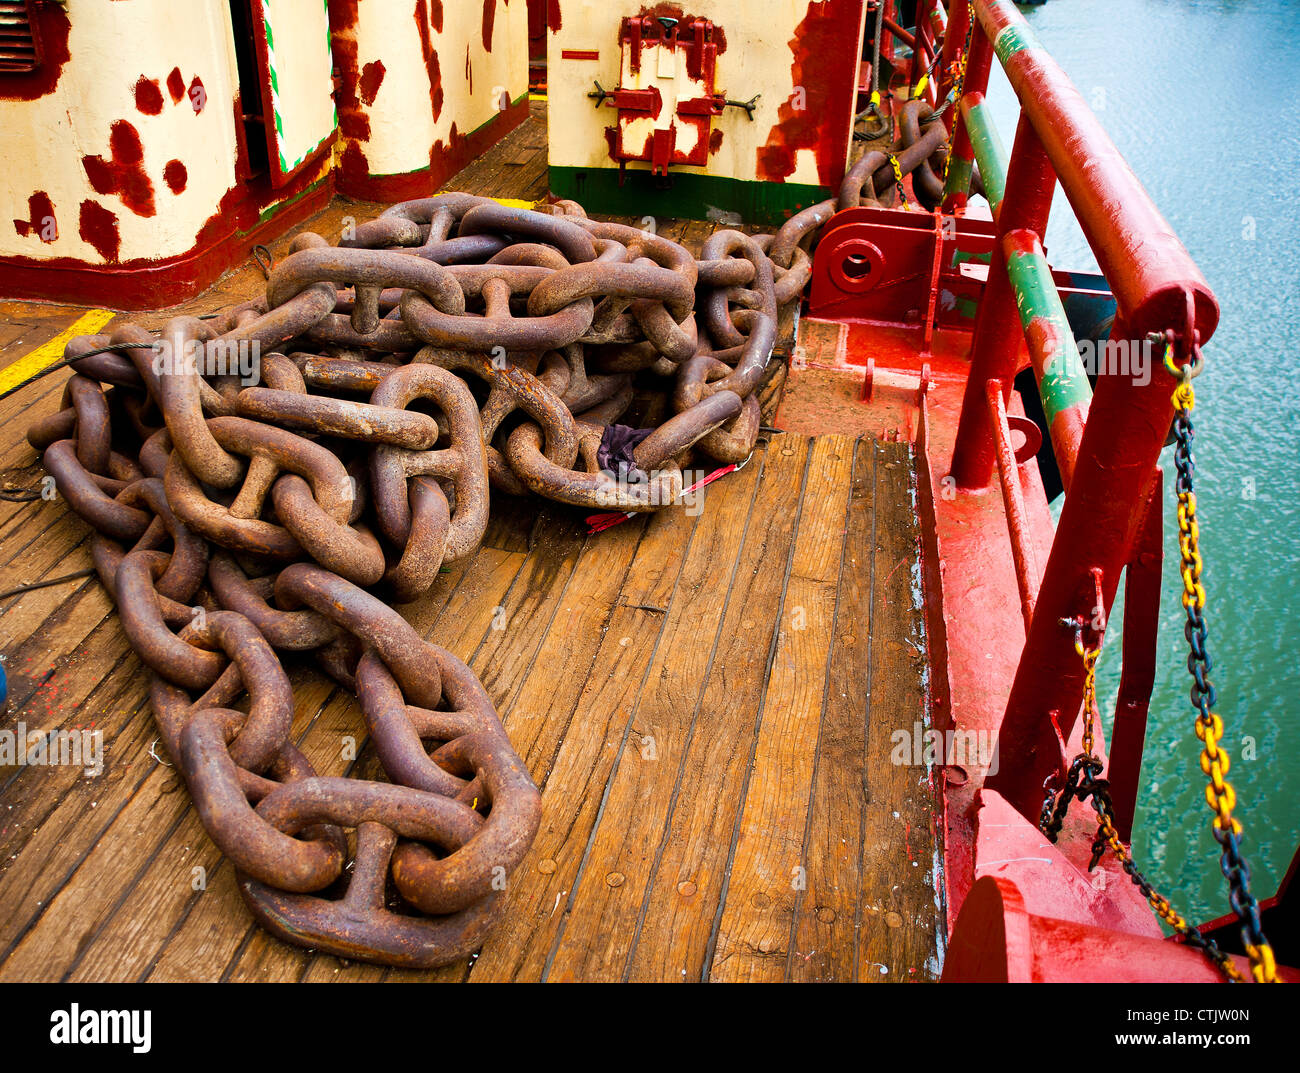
[27,191,817,968]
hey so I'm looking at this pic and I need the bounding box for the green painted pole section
[961,94,1008,214]
[1002,235,1091,432]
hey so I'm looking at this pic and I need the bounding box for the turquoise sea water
[982,0,1300,925]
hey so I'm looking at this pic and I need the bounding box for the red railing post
[948,114,1055,489]
[986,317,1180,818]
[1107,471,1164,843]
[937,0,970,110]
[986,379,1039,628]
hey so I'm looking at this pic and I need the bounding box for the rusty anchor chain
[21,184,874,967]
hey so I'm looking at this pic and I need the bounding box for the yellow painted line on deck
[0,309,116,397]
[528,93,547,101]
[490,197,536,210]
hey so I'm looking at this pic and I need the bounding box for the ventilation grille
[0,1,38,74]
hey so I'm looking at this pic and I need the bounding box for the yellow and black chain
[1040,631,1246,981]
[1039,340,1280,983]
[888,153,911,209]
[1165,341,1279,983]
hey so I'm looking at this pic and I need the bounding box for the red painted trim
[335,96,529,202]
[560,49,599,60]
[247,0,335,188]
[0,174,332,310]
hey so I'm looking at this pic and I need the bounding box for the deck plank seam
[0,605,128,801]
[58,787,200,983]
[851,440,883,983]
[0,689,149,971]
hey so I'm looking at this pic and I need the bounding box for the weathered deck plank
[787,437,876,982]
[466,506,699,981]
[708,436,857,982]
[543,451,766,982]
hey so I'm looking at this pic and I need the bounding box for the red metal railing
[943,0,1219,823]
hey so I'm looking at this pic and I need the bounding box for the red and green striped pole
[949,91,1007,215]
[1002,228,1091,489]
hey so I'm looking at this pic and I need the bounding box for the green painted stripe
[964,99,1008,213]
[942,155,972,200]
[548,165,831,227]
[1004,247,1091,427]
[992,22,1038,66]
[254,174,329,226]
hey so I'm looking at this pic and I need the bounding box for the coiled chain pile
[23,192,830,967]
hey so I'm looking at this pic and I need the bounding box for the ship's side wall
[546,0,868,223]
[0,0,529,308]
[1,1,246,270]
[330,0,531,202]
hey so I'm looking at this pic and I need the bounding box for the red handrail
[943,0,1220,821]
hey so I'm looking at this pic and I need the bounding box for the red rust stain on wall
[166,67,186,103]
[415,0,444,121]
[359,60,386,106]
[189,76,206,114]
[82,121,156,218]
[482,0,496,51]
[546,0,561,33]
[709,127,724,155]
[134,77,164,115]
[339,140,372,190]
[430,0,444,31]
[13,192,57,242]
[79,201,121,262]
[329,4,373,143]
[429,47,444,121]
[163,160,188,194]
[0,1,71,101]
[755,0,858,187]
[331,0,360,25]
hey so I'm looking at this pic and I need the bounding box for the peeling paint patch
[166,67,186,103]
[78,200,120,262]
[188,75,206,114]
[359,60,386,106]
[82,120,156,218]
[13,192,57,242]
[415,0,444,121]
[482,0,497,52]
[134,77,163,115]
[163,160,188,194]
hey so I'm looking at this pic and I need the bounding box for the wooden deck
[0,104,943,983]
